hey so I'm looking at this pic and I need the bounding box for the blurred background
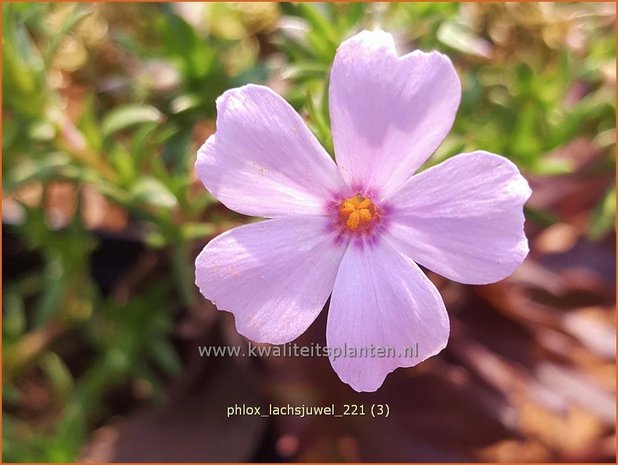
[2,2,616,462]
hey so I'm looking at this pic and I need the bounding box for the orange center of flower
[338,194,379,232]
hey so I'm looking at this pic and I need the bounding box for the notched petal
[196,84,345,218]
[195,216,346,344]
[388,151,531,285]
[329,30,462,199]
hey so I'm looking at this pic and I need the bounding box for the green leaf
[589,186,616,240]
[5,153,75,192]
[40,352,74,400]
[181,222,217,241]
[149,338,181,376]
[47,402,86,462]
[101,105,163,139]
[171,241,195,308]
[43,5,91,66]
[531,158,573,175]
[283,61,329,81]
[33,255,66,327]
[78,95,103,151]
[170,93,203,114]
[437,21,492,58]
[130,176,178,209]
[3,293,26,341]
[2,6,46,116]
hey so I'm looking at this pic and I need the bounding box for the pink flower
[195,30,531,392]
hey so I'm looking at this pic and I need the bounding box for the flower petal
[195,216,346,344]
[329,30,461,199]
[196,84,345,218]
[387,151,531,285]
[327,239,449,392]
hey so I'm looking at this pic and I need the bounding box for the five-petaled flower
[195,30,531,392]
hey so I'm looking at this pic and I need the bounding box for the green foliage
[3,3,615,462]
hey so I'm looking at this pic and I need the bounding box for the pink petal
[329,30,461,199]
[327,240,449,392]
[387,151,531,285]
[196,85,345,218]
[195,217,345,344]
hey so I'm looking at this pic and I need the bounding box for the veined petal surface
[329,30,461,199]
[327,239,449,392]
[196,217,346,344]
[387,151,531,285]
[196,85,345,218]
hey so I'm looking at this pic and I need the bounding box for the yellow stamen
[338,194,379,232]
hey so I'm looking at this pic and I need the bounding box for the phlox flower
[195,30,531,392]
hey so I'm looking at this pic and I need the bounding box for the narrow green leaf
[130,176,177,209]
[40,352,74,400]
[101,105,163,139]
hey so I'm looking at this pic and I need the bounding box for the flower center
[338,194,379,233]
